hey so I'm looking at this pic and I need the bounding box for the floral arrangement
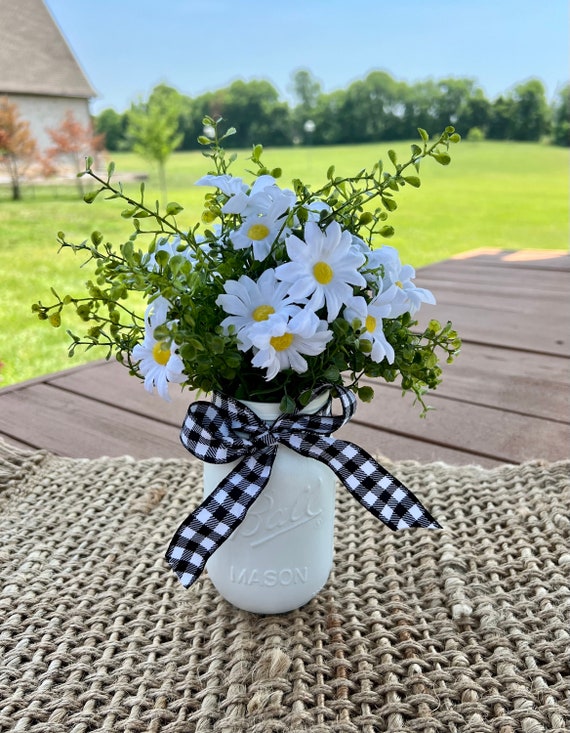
[34,117,461,414]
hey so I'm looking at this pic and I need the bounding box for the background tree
[95,73,565,151]
[0,97,38,200]
[508,79,551,141]
[461,91,492,138]
[46,110,105,195]
[94,108,128,151]
[344,71,409,142]
[126,84,183,202]
[403,79,441,137]
[290,69,321,143]
[204,79,290,147]
[487,95,517,139]
[551,84,569,146]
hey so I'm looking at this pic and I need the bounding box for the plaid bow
[166,386,441,588]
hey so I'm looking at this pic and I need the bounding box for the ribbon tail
[286,433,441,531]
[165,451,276,588]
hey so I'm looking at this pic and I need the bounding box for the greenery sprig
[33,117,461,415]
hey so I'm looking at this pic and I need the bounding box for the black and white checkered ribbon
[166,386,441,588]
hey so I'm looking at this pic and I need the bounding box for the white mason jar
[202,392,336,614]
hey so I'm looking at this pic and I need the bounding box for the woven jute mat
[0,440,569,733]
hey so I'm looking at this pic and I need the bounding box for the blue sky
[45,0,568,114]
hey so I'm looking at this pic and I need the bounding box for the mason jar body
[202,394,336,614]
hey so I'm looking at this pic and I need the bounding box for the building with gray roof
[0,0,95,153]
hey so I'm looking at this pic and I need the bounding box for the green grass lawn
[0,140,567,388]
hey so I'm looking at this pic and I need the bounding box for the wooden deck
[1,249,568,467]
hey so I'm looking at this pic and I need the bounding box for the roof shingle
[0,0,95,98]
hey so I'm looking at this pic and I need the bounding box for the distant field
[0,140,567,388]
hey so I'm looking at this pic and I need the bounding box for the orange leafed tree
[0,97,38,200]
[46,110,105,195]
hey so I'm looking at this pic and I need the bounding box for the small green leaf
[166,201,184,216]
[433,152,451,165]
[83,189,100,204]
[358,385,374,403]
[155,250,169,267]
[403,175,421,188]
[381,196,398,212]
[418,128,429,142]
[279,395,296,414]
[299,390,313,407]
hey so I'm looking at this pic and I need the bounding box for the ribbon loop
[166,386,441,589]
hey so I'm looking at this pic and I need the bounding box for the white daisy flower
[351,236,386,286]
[372,246,436,316]
[371,245,402,284]
[344,289,399,364]
[221,174,276,215]
[275,221,366,322]
[225,181,295,260]
[216,269,298,350]
[194,173,248,198]
[144,295,172,329]
[393,264,436,315]
[249,308,333,381]
[132,330,185,401]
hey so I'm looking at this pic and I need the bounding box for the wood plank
[37,349,570,463]
[419,260,569,293]
[385,342,569,422]
[0,372,504,466]
[450,248,570,270]
[53,347,569,432]
[0,384,190,459]
[1,250,567,464]
[0,432,38,451]
[415,258,570,356]
[46,360,511,466]
[418,299,568,357]
[334,421,503,468]
[351,382,569,464]
[48,359,190,426]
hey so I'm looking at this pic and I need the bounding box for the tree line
[96,70,569,152]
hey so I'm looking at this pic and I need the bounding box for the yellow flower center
[270,332,294,352]
[365,315,377,333]
[395,280,403,288]
[247,223,270,241]
[313,261,334,285]
[252,304,275,322]
[152,341,171,366]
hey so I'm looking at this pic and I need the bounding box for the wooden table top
[1,248,568,467]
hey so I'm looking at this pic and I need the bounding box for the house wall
[3,93,92,153]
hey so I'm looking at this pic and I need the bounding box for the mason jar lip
[237,390,330,420]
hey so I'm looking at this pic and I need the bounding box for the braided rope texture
[0,440,569,732]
